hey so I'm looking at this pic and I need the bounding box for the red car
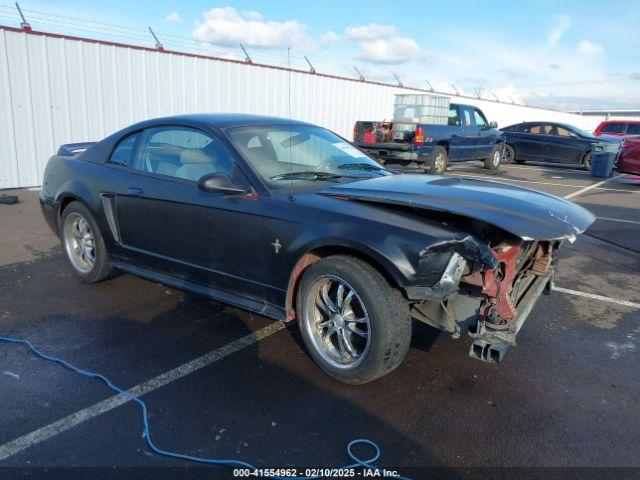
[594,120,640,137]
[617,135,640,175]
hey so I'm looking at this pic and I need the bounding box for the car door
[446,105,466,160]
[515,123,546,161]
[541,125,586,164]
[458,105,478,159]
[473,108,494,159]
[112,125,268,301]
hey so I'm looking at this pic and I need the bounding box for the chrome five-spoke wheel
[303,275,371,369]
[63,212,96,274]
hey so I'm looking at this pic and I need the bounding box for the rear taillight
[353,123,358,142]
[414,126,425,146]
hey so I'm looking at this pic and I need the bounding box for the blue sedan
[501,121,615,170]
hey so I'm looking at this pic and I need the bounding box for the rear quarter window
[109,133,140,166]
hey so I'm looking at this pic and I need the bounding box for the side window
[448,106,461,126]
[473,110,487,128]
[109,133,140,166]
[461,107,474,127]
[556,126,575,137]
[602,122,626,134]
[627,124,640,135]
[134,127,234,181]
[528,125,542,134]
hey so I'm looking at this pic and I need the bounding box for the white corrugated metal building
[570,109,640,127]
[0,25,593,189]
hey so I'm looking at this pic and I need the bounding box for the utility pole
[353,66,365,81]
[148,27,163,51]
[240,44,252,64]
[15,2,31,32]
[304,55,316,74]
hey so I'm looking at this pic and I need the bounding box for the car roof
[504,121,579,130]
[599,119,640,125]
[128,113,313,130]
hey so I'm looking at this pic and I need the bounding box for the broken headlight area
[409,238,557,364]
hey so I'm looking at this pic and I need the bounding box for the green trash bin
[590,143,619,178]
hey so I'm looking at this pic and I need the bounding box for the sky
[2,0,639,110]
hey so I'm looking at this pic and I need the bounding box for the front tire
[484,144,502,170]
[296,256,411,384]
[60,201,112,283]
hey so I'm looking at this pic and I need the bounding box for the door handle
[127,187,143,196]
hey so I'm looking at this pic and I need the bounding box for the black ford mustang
[40,114,595,384]
[501,121,615,170]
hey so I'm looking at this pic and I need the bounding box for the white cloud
[343,23,426,64]
[165,12,181,22]
[345,23,395,41]
[192,7,310,48]
[320,30,340,45]
[548,15,571,47]
[578,40,604,54]
[355,37,424,64]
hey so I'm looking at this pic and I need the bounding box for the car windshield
[226,124,390,190]
[570,126,594,138]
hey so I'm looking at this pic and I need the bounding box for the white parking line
[0,321,285,462]
[597,217,640,226]
[451,173,630,194]
[563,179,611,199]
[452,174,589,189]
[554,286,640,309]
[505,164,590,174]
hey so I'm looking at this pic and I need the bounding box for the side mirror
[198,172,247,195]
[489,121,498,129]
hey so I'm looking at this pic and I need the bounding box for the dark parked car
[40,114,594,384]
[501,121,615,170]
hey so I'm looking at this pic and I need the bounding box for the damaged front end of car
[408,234,558,364]
[319,174,596,364]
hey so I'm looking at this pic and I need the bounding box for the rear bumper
[356,144,434,163]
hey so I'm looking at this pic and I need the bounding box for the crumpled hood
[319,174,595,240]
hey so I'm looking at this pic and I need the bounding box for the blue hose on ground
[0,335,410,479]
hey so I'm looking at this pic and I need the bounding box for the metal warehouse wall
[0,27,588,189]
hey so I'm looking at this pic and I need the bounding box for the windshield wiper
[270,170,345,181]
[337,163,385,172]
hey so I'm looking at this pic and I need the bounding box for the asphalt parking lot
[1,163,639,478]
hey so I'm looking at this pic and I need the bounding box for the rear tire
[484,144,502,170]
[427,146,448,174]
[502,144,516,164]
[296,255,411,384]
[60,201,112,283]
[582,151,592,171]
